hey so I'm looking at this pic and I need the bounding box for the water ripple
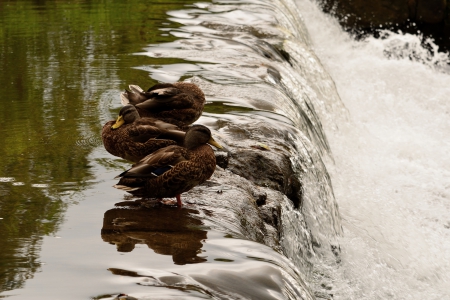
[0,177,15,182]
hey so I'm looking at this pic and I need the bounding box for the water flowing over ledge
[0,0,346,298]
[129,0,346,297]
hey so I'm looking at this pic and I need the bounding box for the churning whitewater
[295,0,450,299]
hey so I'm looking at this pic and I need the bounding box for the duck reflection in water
[101,206,207,265]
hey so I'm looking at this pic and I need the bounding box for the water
[0,0,322,298]
[0,0,197,294]
[1,0,448,298]
[296,0,450,298]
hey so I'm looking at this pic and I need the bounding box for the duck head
[111,105,140,129]
[184,125,223,150]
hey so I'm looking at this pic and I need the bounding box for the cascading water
[137,0,346,297]
[292,0,450,299]
[165,0,450,298]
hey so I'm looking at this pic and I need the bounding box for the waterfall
[295,0,450,299]
[150,0,450,298]
[138,0,344,296]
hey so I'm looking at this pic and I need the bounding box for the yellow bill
[111,115,124,129]
[208,136,223,149]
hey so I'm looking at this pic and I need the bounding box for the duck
[114,125,222,207]
[102,105,186,163]
[120,82,205,129]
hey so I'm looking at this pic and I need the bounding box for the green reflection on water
[0,0,200,292]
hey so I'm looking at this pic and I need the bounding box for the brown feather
[116,144,216,198]
[114,125,221,203]
[121,82,205,129]
[101,111,185,163]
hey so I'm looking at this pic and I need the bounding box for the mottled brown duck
[120,82,205,129]
[114,125,222,207]
[102,105,185,163]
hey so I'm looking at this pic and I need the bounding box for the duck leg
[159,196,182,207]
[176,194,182,207]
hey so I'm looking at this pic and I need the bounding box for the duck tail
[129,84,144,93]
[114,169,130,179]
[120,91,130,106]
[113,184,141,192]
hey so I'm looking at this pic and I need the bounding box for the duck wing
[127,124,166,143]
[121,84,150,106]
[116,146,188,178]
[136,94,193,112]
[128,126,185,144]
[128,119,185,144]
[128,84,144,94]
[145,87,181,98]
[121,89,149,106]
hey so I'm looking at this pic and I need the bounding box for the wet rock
[114,294,138,300]
[320,0,411,28]
[92,292,139,300]
[214,151,230,169]
[259,192,281,229]
[331,244,342,263]
[319,0,450,51]
[227,145,302,208]
[314,291,333,299]
[213,119,303,209]
[251,186,267,206]
[416,0,447,24]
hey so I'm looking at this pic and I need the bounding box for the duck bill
[208,137,223,149]
[111,115,124,129]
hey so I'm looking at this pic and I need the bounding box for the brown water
[0,0,200,293]
[0,0,319,299]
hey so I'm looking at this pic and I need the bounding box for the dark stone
[331,244,342,263]
[259,198,281,229]
[314,291,333,299]
[320,0,411,28]
[215,151,230,169]
[416,0,447,24]
[251,186,267,206]
[227,149,302,208]
[319,0,450,51]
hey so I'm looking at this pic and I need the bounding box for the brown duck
[114,125,222,207]
[102,105,185,163]
[120,82,205,129]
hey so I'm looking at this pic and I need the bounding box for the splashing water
[295,0,450,299]
[376,30,450,68]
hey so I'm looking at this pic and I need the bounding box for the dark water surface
[0,0,202,296]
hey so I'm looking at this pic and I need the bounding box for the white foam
[296,0,450,298]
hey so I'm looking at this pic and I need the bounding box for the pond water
[0,0,198,292]
[0,0,320,299]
